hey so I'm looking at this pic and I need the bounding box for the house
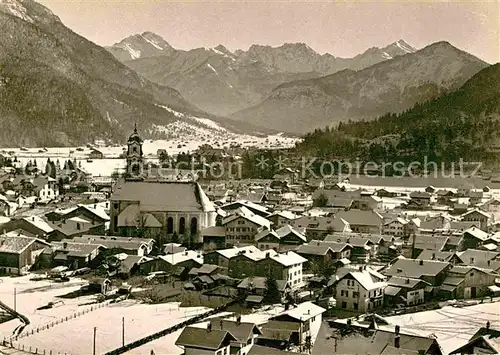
[88,149,104,160]
[409,191,431,207]
[295,241,352,271]
[139,250,203,276]
[237,276,289,302]
[383,259,451,295]
[45,204,109,225]
[442,265,498,299]
[256,225,306,251]
[223,207,271,247]
[42,241,105,269]
[202,226,227,251]
[416,250,456,262]
[334,266,386,312]
[450,325,500,354]
[384,276,430,307]
[220,200,271,218]
[324,234,374,262]
[290,216,351,241]
[209,318,262,355]
[109,180,216,241]
[268,211,298,229]
[0,216,54,238]
[336,210,383,234]
[461,209,491,231]
[204,245,262,275]
[47,216,105,241]
[32,175,59,202]
[479,198,500,214]
[325,325,443,355]
[382,217,410,238]
[255,321,301,350]
[455,249,499,269]
[175,326,237,355]
[70,235,154,256]
[461,227,489,250]
[269,301,325,344]
[0,232,50,274]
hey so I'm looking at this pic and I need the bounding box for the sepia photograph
[0,0,499,354]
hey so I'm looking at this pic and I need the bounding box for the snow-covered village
[1,0,500,354]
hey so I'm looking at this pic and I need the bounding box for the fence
[104,296,244,355]
[10,301,111,342]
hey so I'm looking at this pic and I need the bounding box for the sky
[38,0,499,64]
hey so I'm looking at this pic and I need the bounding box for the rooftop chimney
[63,242,68,249]
[395,325,400,336]
[419,260,423,266]
[207,323,212,332]
[236,315,241,325]
[487,321,491,330]
[219,319,224,330]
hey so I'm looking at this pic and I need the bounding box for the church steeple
[126,125,144,178]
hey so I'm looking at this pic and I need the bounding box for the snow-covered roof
[270,251,307,267]
[276,301,325,321]
[158,250,203,266]
[222,206,271,229]
[22,216,53,234]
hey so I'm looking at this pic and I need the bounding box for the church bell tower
[126,124,144,178]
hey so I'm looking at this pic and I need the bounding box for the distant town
[0,128,498,355]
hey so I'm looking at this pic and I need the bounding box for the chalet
[70,235,154,256]
[450,326,500,355]
[461,209,491,231]
[336,210,383,234]
[384,276,429,307]
[382,217,410,237]
[88,149,104,159]
[295,240,351,271]
[462,227,489,250]
[202,226,227,251]
[255,321,301,350]
[223,207,271,246]
[324,234,374,262]
[139,250,203,277]
[383,259,451,293]
[204,245,262,275]
[479,198,500,214]
[0,216,53,238]
[220,200,271,218]
[267,211,298,229]
[326,326,443,355]
[255,225,306,251]
[290,216,351,241]
[334,266,386,312]
[209,319,262,355]
[175,326,237,355]
[43,241,105,269]
[269,301,325,345]
[47,216,105,241]
[442,265,498,299]
[409,191,431,207]
[0,232,50,274]
[455,249,500,269]
[32,175,59,202]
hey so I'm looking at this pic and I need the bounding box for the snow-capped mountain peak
[107,31,174,61]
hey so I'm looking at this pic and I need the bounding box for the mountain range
[296,63,500,164]
[107,34,418,115]
[0,0,259,147]
[232,41,488,134]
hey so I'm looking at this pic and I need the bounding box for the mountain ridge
[231,41,489,134]
[106,32,419,115]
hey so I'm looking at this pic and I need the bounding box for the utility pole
[122,317,125,346]
[14,288,16,312]
[93,327,97,355]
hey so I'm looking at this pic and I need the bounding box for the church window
[190,217,198,235]
[167,217,174,234]
[179,217,186,235]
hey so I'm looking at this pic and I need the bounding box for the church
[109,127,216,242]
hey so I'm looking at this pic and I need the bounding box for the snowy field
[384,302,500,354]
[2,135,298,178]
[126,305,287,355]
[0,276,209,355]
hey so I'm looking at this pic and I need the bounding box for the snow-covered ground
[0,276,208,355]
[384,302,500,354]
[126,304,287,355]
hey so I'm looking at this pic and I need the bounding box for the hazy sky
[39,0,499,63]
